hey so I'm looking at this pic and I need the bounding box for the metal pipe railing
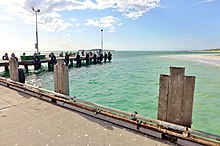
[0,77,219,142]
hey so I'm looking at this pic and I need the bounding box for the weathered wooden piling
[24,65,28,73]
[70,60,73,67]
[157,67,195,127]
[9,57,18,81]
[4,66,9,72]
[54,60,69,95]
[48,62,52,71]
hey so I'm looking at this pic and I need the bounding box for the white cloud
[109,27,116,33]
[0,0,75,32]
[113,0,160,19]
[50,0,160,20]
[197,0,215,4]
[0,15,16,21]
[76,23,80,26]
[44,12,61,18]
[75,29,82,32]
[85,16,120,32]
[81,0,160,19]
[40,17,72,32]
[0,0,160,32]
[70,18,77,22]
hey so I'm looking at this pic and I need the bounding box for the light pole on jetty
[32,7,40,54]
[101,29,103,50]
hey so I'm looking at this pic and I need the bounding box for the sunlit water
[1,51,220,135]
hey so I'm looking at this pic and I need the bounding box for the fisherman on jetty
[34,52,40,56]
[81,50,85,56]
[104,52,108,63]
[89,51,93,62]
[2,53,9,60]
[108,51,112,61]
[11,53,18,61]
[49,52,54,58]
[99,52,103,63]
[89,51,93,57]
[59,52,64,57]
[69,52,73,56]
[76,51,81,66]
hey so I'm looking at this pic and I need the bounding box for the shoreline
[163,54,220,66]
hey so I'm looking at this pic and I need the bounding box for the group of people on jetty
[2,53,18,61]
[48,50,112,64]
[2,50,112,64]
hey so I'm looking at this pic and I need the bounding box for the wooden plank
[157,74,170,121]
[181,76,195,127]
[167,67,185,125]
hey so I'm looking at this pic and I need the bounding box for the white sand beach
[164,54,220,66]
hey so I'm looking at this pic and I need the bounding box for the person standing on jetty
[11,53,18,61]
[59,52,64,57]
[108,51,112,61]
[2,53,9,60]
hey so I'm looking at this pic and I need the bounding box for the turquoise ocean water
[0,51,220,135]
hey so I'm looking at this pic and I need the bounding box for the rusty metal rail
[0,77,219,146]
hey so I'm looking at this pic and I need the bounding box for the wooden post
[70,60,73,67]
[24,65,28,73]
[54,60,69,95]
[4,66,9,72]
[157,67,195,127]
[9,57,19,81]
[48,62,51,71]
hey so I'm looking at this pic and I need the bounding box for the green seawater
[10,51,220,135]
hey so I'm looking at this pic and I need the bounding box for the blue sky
[0,0,219,51]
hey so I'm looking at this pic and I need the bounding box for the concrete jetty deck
[0,85,173,146]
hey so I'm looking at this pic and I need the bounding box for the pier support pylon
[24,65,28,73]
[54,60,69,95]
[4,66,9,72]
[9,57,19,81]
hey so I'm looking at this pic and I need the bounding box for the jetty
[0,59,219,145]
[0,50,112,73]
[0,84,171,146]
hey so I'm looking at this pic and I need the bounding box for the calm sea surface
[1,51,220,135]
